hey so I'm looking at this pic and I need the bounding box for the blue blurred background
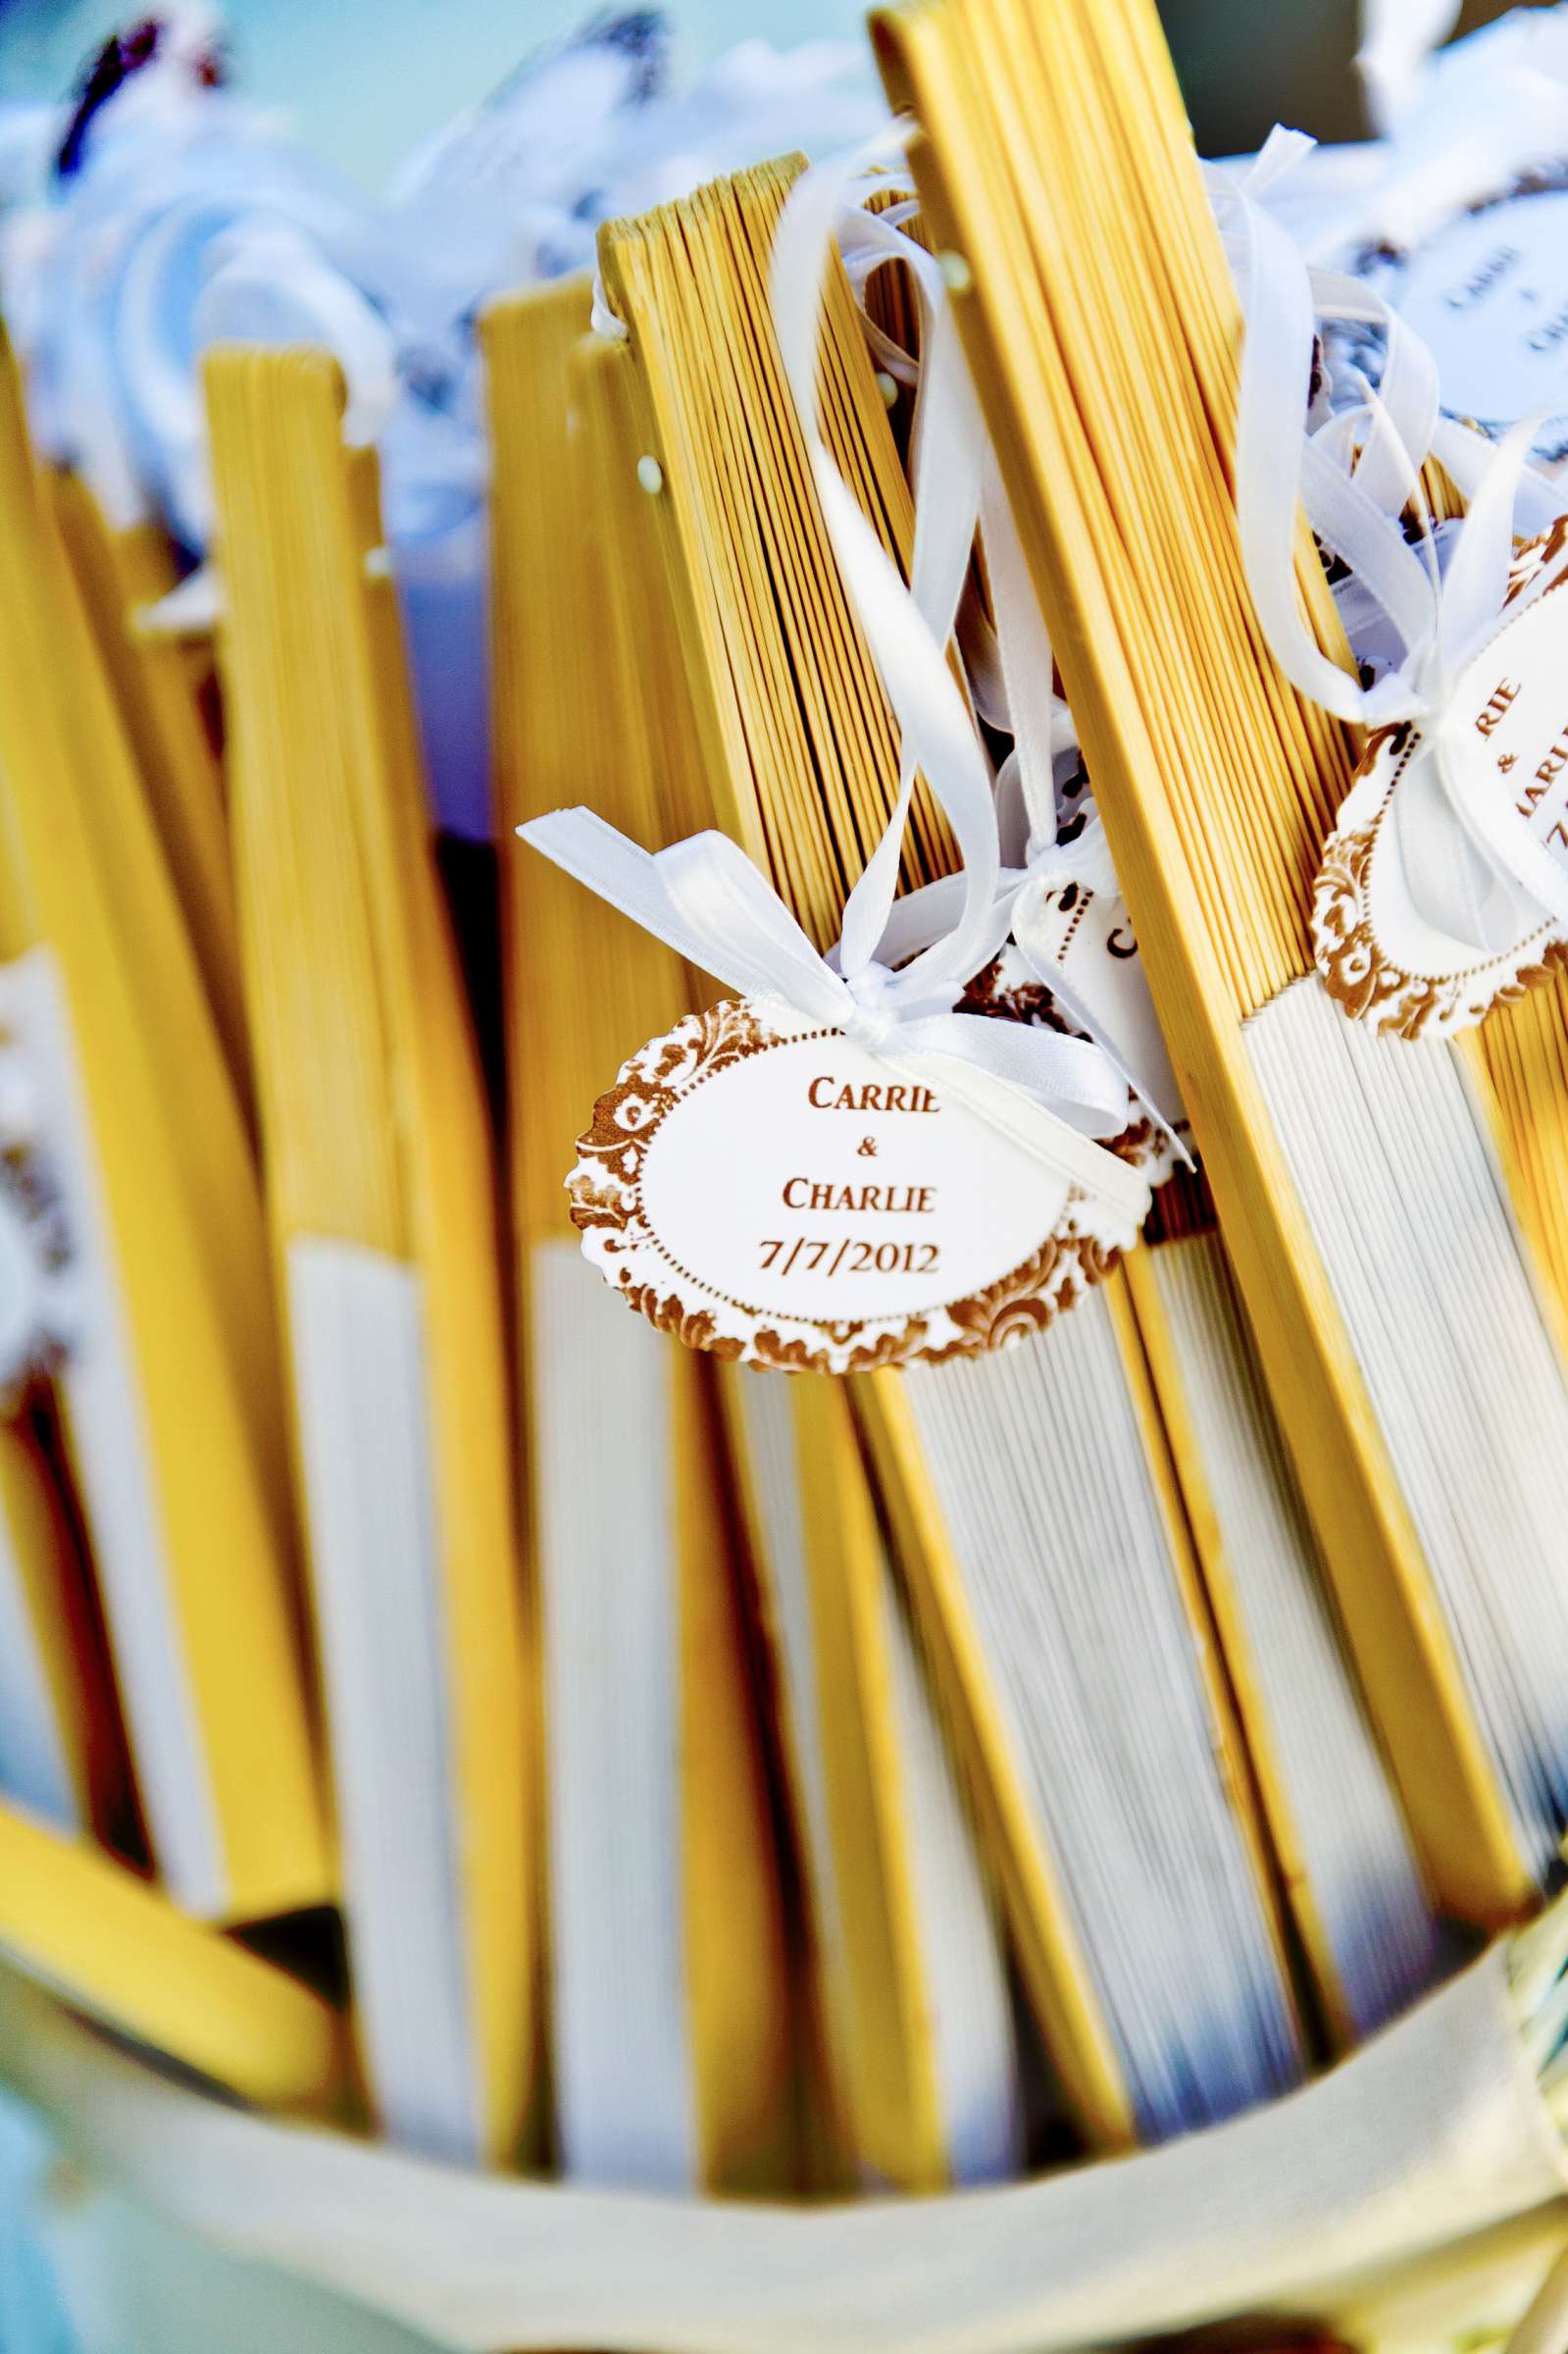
[0,0,874,185]
[0,0,1391,181]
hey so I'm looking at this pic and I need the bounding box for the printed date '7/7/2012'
[760,1238,941,1278]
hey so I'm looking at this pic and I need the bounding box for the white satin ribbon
[520,810,1149,1223]
[976,454,1189,1151]
[531,133,1147,1225]
[771,123,1009,997]
[768,125,1155,1200]
[1213,137,1568,952]
[774,131,1185,1156]
[824,145,1187,1151]
[1355,0,1462,137]
[589,272,626,340]
[193,218,400,448]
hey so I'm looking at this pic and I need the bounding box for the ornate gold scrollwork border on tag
[567,997,1134,1373]
[1311,520,1568,1039]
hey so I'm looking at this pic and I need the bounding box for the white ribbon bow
[767,128,1187,1157]
[1212,134,1568,955]
[534,126,1151,1227]
[822,142,1187,1151]
[520,809,1150,1224]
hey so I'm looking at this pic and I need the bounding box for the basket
[6,1943,1568,2354]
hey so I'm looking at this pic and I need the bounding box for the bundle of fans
[5,6,1568,2328]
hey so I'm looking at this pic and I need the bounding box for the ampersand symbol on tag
[857,1135,878,1156]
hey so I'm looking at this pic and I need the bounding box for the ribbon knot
[519,808,1152,1227]
[840,957,901,1050]
[516,125,1168,1238]
[800,149,1186,1162]
[1019,813,1122,905]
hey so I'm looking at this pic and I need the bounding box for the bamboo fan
[872,0,1568,1925]
[482,278,793,2196]
[1124,1177,1440,2050]
[0,327,328,1927]
[590,157,1329,2151]
[44,471,246,1109]
[204,347,532,2168]
[571,327,964,2192]
[838,183,1441,2053]
[0,1801,341,2114]
[577,236,1026,2186]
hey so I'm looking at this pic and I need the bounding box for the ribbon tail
[907,1044,1152,1231]
[1436,411,1558,684]
[656,831,852,1018]
[840,870,1020,994]
[1008,929,1192,1169]
[519,807,851,1022]
[519,807,728,978]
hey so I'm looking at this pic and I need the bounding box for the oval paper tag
[1312,519,1568,1038]
[567,997,1139,1371]
[1351,181,1568,460]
